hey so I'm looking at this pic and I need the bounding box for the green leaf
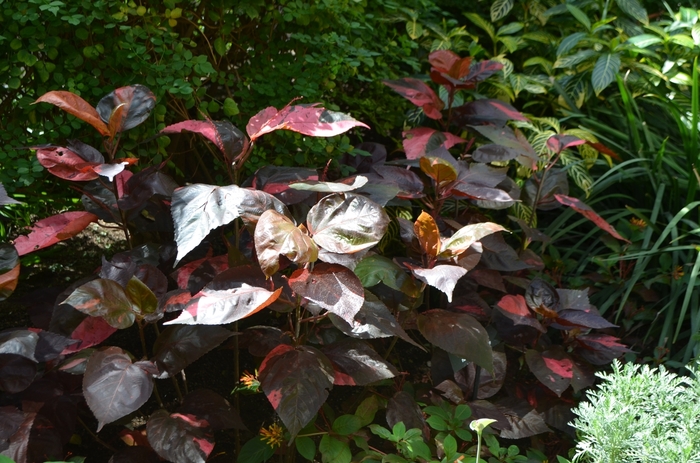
[213,37,227,56]
[0,456,15,463]
[626,34,663,48]
[692,23,700,45]
[497,22,523,36]
[369,424,392,440]
[332,414,362,436]
[426,415,448,431]
[566,4,591,31]
[354,256,418,296]
[355,395,380,427]
[557,32,588,57]
[223,97,239,116]
[392,421,406,438]
[455,427,472,441]
[443,434,457,459]
[669,34,696,49]
[491,0,514,22]
[126,276,157,315]
[464,13,495,41]
[554,49,597,69]
[592,53,621,95]
[296,436,316,461]
[239,436,275,463]
[406,21,423,39]
[615,0,648,25]
[319,435,351,463]
[62,279,137,329]
[454,404,472,421]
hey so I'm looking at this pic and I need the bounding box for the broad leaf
[420,156,458,186]
[546,134,585,153]
[575,334,630,365]
[418,309,492,371]
[616,0,648,24]
[499,408,550,439]
[254,210,318,277]
[402,127,465,160]
[246,104,369,141]
[13,211,98,256]
[62,279,138,329]
[525,348,574,396]
[259,345,335,437]
[0,183,22,205]
[385,391,427,435]
[440,222,506,258]
[289,175,368,192]
[83,347,154,431]
[36,147,99,181]
[495,294,545,332]
[554,194,629,242]
[96,85,156,132]
[118,166,178,211]
[319,435,351,463]
[323,339,398,386]
[556,309,616,329]
[171,183,289,263]
[354,255,420,298]
[0,244,19,302]
[452,99,527,127]
[34,91,110,136]
[0,354,37,393]
[524,169,568,210]
[491,0,514,21]
[62,316,117,354]
[307,193,389,254]
[165,284,282,325]
[471,144,520,163]
[557,32,588,57]
[177,389,246,431]
[591,53,621,95]
[147,410,214,463]
[414,211,441,257]
[125,277,157,315]
[525,279,560,316]
[470,125,538,167]
[161,120,249,163]
[382,78,444,119]
[329,292,422,348]
[288,263,364,323]
[411,265,468,303]
[171,254,229,293]
[152,325,233,378]
[249,165,317,205]
[371,165,424,199]
[0,330,38,361]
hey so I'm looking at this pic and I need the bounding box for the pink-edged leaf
[382,78,444,119]
[147,409,214,463]
[259,344,334,437]
[161,120,249,163]
[417,309,493,372]
[288,263,364,323]
[470,125,539,169]
[83,347,154,431]
[177,389,246,431]
[575,334,630,365]
[13,211,98,256]
[322,339,398,386]
[546,134,586,153]
[62,279,138,329]
[465,60,504,83]
[411,265,468,303]
[34,91,110,136]
[429,50,471,78]
[164,285,282,325]
[554,194,630,242]
[525,348,574,396]
[171,183,290,264]
[494,294,546,333]
[402,127,466,160]
[471,144,520,163]
[254,210,318,278]
[440,221,506,258]
[36,147,100,181]
[171,254,229,292]
[250,165,318,205]
[96,85,156,132]
[246,104,369,141]
[62,316,117,354]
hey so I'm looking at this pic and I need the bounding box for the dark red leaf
[402,127,465,160]
[96,85,156,132]
[0,354,37,393]
[470,125,539,169]
[547,134,586,153]
[429,50,472,79]
[240,326,293,358]
[108,447,160,463]
[249,166,318,205]
[0,244,19,302]
[62,316,117,354]
[371,165,425,199]
[288,263,364,324]
[499,408,551,439]
[555,309,617,329]
[177,389,246,431]
[161,120,249,163]
[246,104,369,141]
[554,194,630,242]
[386,391,428,438]
[61,279,138,329]
[524,169,569,210]
[417,309,493,372]
[171,254,229,293]
[322,339,398,386]
[453,99,527,127]
[495,294,545,333]
[471,144,520,163]
[587,141,621,161]
[259,345,334,437]
[151,325,233,378]
[382,78,444,119]
[575,334,630,365]
[36,147,100,181]
[34,91,110,136]
[525,279,560,316]
[525,348,574,397]
[147,409,214,463]
[83,347,154,431]
[13,211,98,256]
[2,408,36,463]
[465,60,504,83]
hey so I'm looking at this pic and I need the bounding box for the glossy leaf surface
[36,147,100,181]
[161,120,249,163]
[417,309,493,371]
[34,91,110,136]
[254,210,318,277]
[83,347,154,431]
[440,222,506,258]
[0,244,19,302]
[62,279,138,329]
[411,265,468,303]
[307,193,389,254]
[152,325,233,378]
[289,263,364,323]
[554,194,629,242]
[13,211,98,256]
[259,345,334,437]
[147,410,213,463]
[323,339,398,386]
[402,128,465,160]
[96,85,156,132]
[382,78,444,119]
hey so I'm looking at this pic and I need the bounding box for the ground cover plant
[0,38,638,462]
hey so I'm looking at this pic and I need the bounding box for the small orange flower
[630,217,647,228]
[672,265,685,280]
[260,423,285,448]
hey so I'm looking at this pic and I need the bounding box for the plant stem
[77,416,117,452]
[171,376,184,404]
[234,320,241,455]
[383,336,399,359]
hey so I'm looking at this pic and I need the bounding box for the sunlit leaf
[289,263,364,323]
[414,211,441,257]
[0,244,19,302]
[34,91,110,136]
[96,85,156,132]
[411,265,468,303]
[591,53,621,95]
[13,211,98,256]
[254,210,318,277]
[554,194,629,242]
[440,222,505,259]
[323,339,398,386]
[36,147,100,181]
[62,279,138,329]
